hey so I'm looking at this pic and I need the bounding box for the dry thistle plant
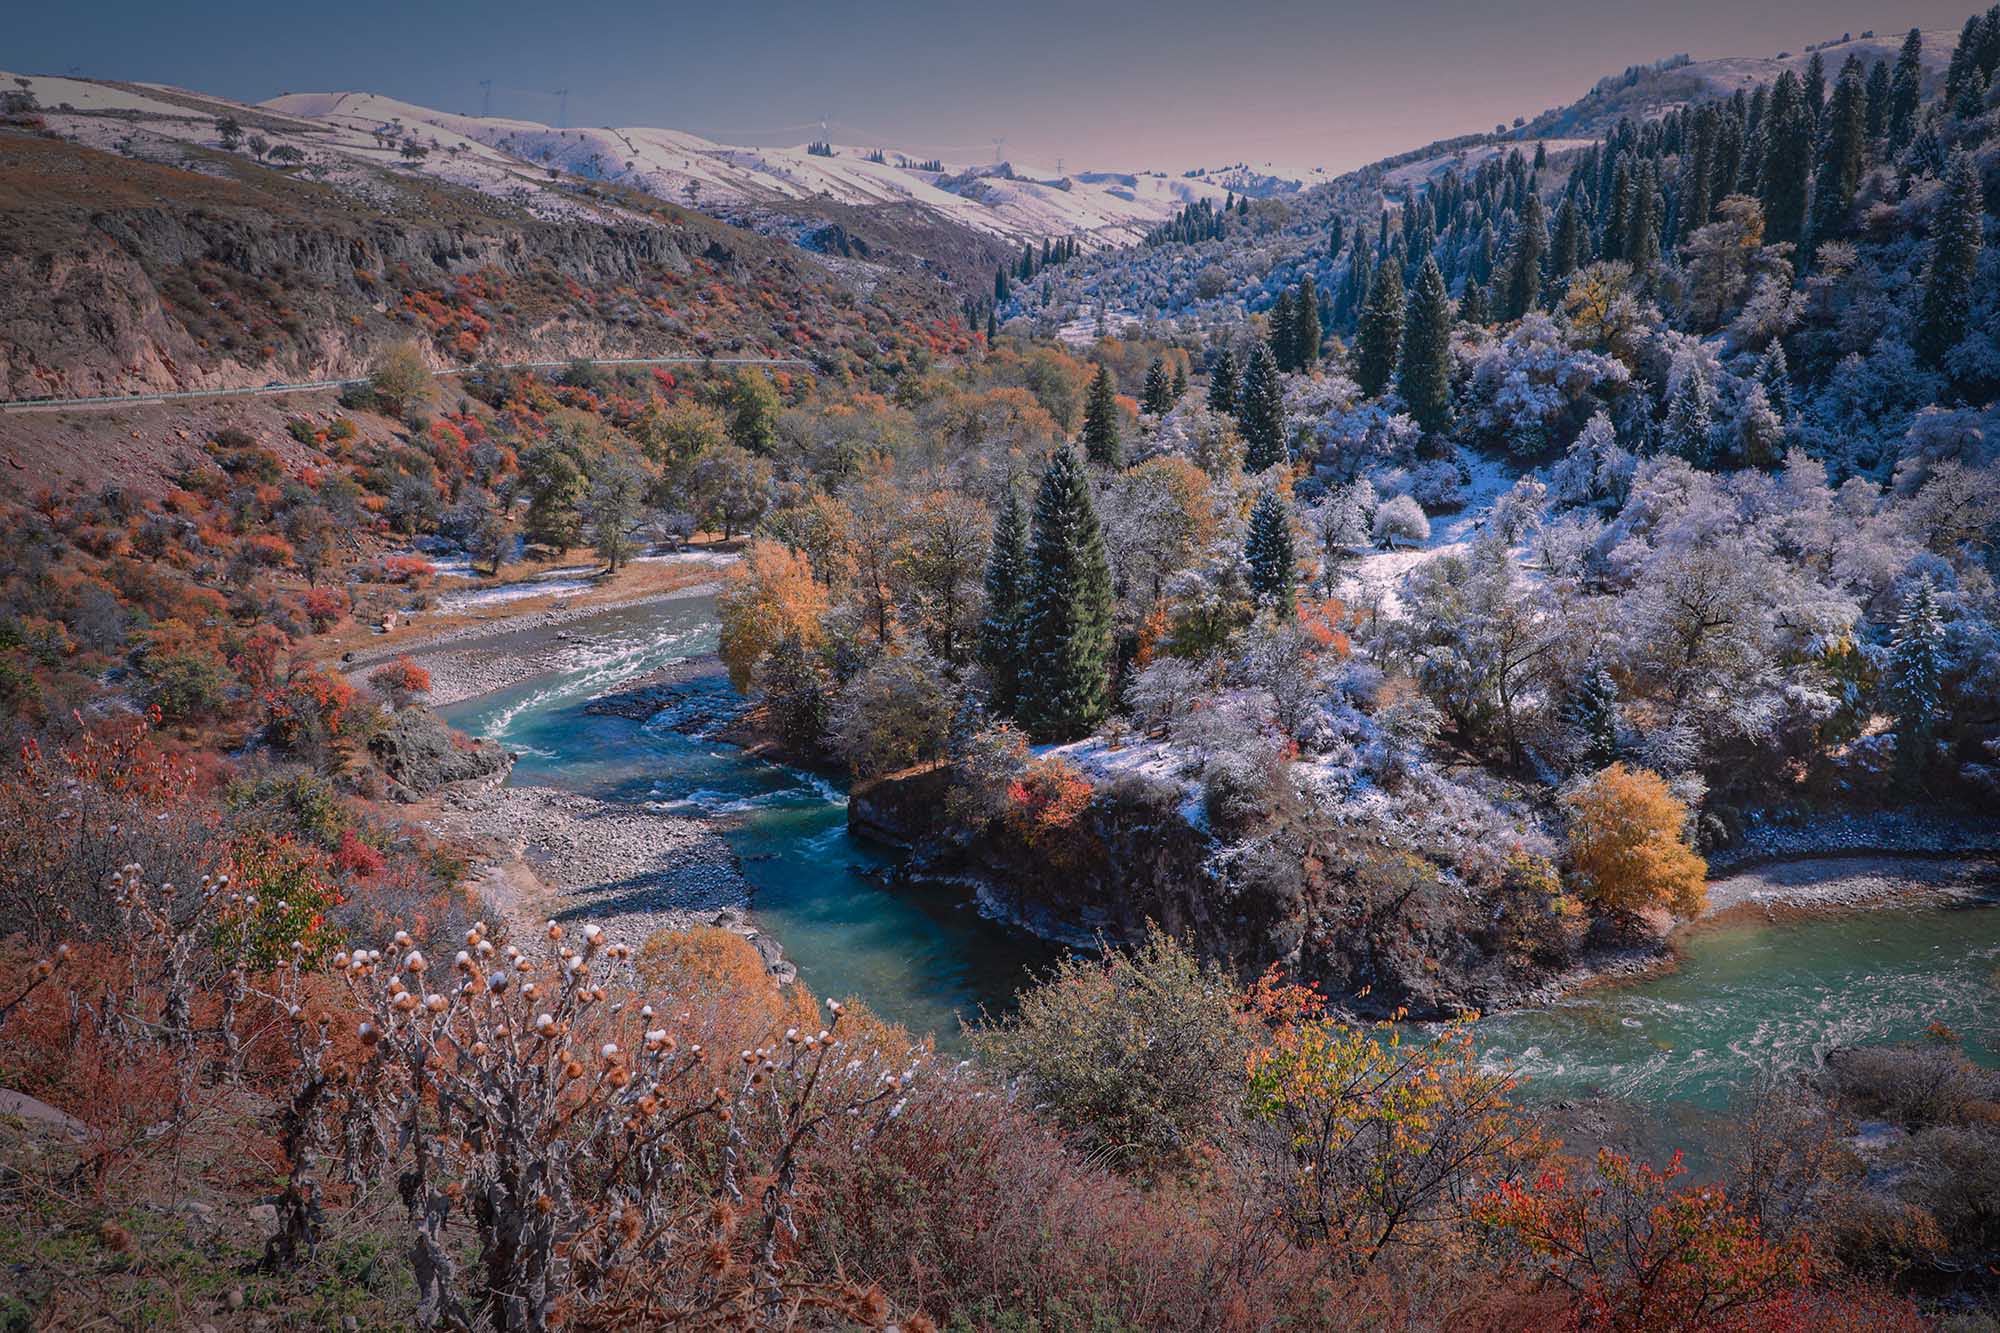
[313,915,919,1330]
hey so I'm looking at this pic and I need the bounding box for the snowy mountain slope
[1521,27,1958,138]
[262,91,1249,249]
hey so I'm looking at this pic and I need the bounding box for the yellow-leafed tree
[717,539,828,691]
[1563,763,1708,919]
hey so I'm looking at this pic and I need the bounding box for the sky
[13,1,1983,174]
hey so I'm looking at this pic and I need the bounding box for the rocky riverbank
[342,584,724,706]
[422,780,793,982]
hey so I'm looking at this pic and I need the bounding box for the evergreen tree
[1662,364,1714,464]
[1294,276,1322,368]
[1755,341,1794,424]
[1142,357,1171,414]
[1865,58,1890,143]
[1561,660,1621,771]
[1354,261,1405,398]
[1760,71,1812,248]
[1803,51,1827,129]
[1244,487,1297,616]
[1890,28,1924,153]
[1807,58,1868,258]
[1081,364,1123,467]
[1628,161,1662,275]
[1889,575,1947,776]
[1499,192,1548,318]
[1679,105,1718,243]
[1237,341,1288,472]
[986,307,998,344]
[1397,255,1454,438]
[1917,151,1984,369]
[1601,155,1634,261]
[994,267,1011,304]
[1270,288,1298,372]
[1550,194,1584,281]
[1018,446,1114,741]
[979,484,1031,716]
[1459,281,1492,326]
[1207,347,1237,414]
[1171,361,1188,402]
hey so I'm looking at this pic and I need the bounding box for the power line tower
[552,89,570,129]
[478,79,493,117]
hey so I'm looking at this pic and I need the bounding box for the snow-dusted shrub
[1125,655,1213,739]
[1465,313,1632,457]
[829,652,953,777]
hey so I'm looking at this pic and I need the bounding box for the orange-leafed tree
[717,539,829,691]
[1476,1150,1812,1331]
[368,655,433,709]
[1562,763,1707,919]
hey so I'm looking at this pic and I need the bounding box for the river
[441,594,2000,1108]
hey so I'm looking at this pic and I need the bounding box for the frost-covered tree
[1082,363,1123,467]
[1293,276,1323,368]
[1759,70,1812,249]
[1560,660,1622,772]
[1372,493,1429,548]
[1889,28,1924,153]
[1237,341,1288,472]
[1397,255,1454,439]
[1889,575,1947,776]
[1018,445,1115,741]
[1661,362,1715,465]
[1244,487,1297,616]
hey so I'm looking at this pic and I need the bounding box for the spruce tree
[1804,51,1827,129]
[1807,58,1868,259]
[1890,28,1924,152]
[1082,364,1123,467]
[985,307,998,345]
[1294,276,1322,368]
[1207,347,1237,414]
[1237,341,1288,472]
[994,267,1011,304]
[1244,487,1296,616]
[1866,58,1890,143]
[1171,361,1187,402]
[1561,660,1621,771]
[1397,255,1454,439]
[1142,357,1171,414]
[1499,192,1548,319]
[1760,71,1812,248]
[1270,288,1298,372]
[1628,161,1662,275]
[1756,341,1794,424]
[1663,365,1714,464]
[979,484,1030,715]
[1018,445,1114,742]
[1917,151,1984,369]
[1601,156,1633,262]
[1354,261,1405,398]
[1889,575,1947,776]
[1459,281,1492,326]
[1550,194,1584,281]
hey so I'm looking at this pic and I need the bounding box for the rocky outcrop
[368,706,511,799]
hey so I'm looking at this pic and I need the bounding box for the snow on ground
[631,550,741,567]
[1054,309,1144,347]
[1342,446,1525,615]
[431,563,603,612]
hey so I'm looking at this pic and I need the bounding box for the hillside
[0,107,970,399]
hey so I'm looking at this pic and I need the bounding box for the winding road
[0,354,816,414]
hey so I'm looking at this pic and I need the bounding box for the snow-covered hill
[260,90,1254,249]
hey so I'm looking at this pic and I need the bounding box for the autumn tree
[1563,764,1707,919]
[367,656,432,709]
[894,489,990,667]
[717,540,829,691]
[369,340,433,420]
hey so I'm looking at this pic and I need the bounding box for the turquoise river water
[443,594,1999,1116]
